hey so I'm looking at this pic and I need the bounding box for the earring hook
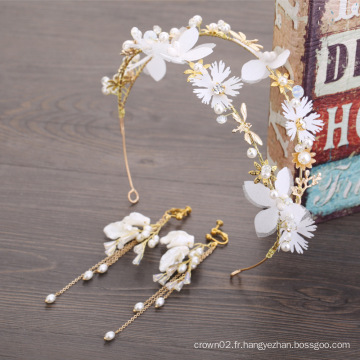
[206,220,228,245]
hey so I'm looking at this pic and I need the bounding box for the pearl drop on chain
[216,115,227,124]
[247,148,257,158]
[45,294,56,304]
[133,302,144,312]
[196,247,204,256]
[155,297,165,308]
[298,151,311,165]
[104,331,115,341]
[292,85,304,99]
[148,239,156,248]
[97,264,108,274]
[83,270,94,281]
[281,242,291,252]
[177,263,187,274]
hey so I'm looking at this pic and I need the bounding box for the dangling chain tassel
[230,219,281,277]
[104,220,228,341]
[44,206,192,305]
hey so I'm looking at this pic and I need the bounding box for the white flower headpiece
[101,16,324,275]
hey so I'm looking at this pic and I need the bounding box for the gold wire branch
[292,170,322,204]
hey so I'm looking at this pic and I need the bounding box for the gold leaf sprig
[229,30,264,52]
[292,170,322,204]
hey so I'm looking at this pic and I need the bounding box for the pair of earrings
[45,206,228,342]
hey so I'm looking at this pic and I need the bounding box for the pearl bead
[196,248,204,256]
[153,25,161,34]
[136,233,144,242]
[218,20,225,26]
[131,27,142,40]
[283,232,292,241]
[101,76,109,86]
[247,148,257,159]
[122,40,134,51]
[191,256,200,266]
[133,302,144,312]
[159,32,169,42]
[101,85,110,95]
[83,270,94,281]
[97,264,108,274]
[177,263,187,274]
[189,18,198,27]
[141,230,150,238]
[143,225,152,232]
[281,242,291,252]
[290,98,301,108]
[191,263,197,270]
[170,27,180,36]
[193,15,202,25]
[104,331,115,341]
[189,250,196,258]
[270,190,278,199]
[214,103,225,115]
[155,297,165,308]
[292,85,304,99]
[208,23,218,31]
[45,294,56,304]
[193,62,203,71]
[298,151,311,165]
[278,76,288,86]
[295,144,304,153]
[303,138,313,148]
[216,115,227,124]
[148,239,156,248]
[220,24,231,33]
[261,165,272,179]
[153,235,160,244]
[276,201,286,211]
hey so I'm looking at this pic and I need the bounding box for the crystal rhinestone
[216,115,227,124]
[174,281,184,292]
[45,294,56,304]
[104,331,115,341]
[292,85,304,99]
[261,165,272,179]
[155,297,165,308]
[83,270,93,281]
[212,83,225,95]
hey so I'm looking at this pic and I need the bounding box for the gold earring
[103,220,228,341]
[44,206,191,305]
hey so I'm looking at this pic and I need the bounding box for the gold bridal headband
[101,15,324,275]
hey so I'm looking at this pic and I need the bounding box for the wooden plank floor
[0,1,359,359]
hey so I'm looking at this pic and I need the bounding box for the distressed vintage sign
[268,0,360,221]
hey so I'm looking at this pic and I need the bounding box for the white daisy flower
[282,97,324,142]
[279,203,317,254]
[243,167,293,237]
[161,27,215,64]
[191,60,243,108]
[241,49,290,84]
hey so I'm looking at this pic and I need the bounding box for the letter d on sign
[325,44,348,83]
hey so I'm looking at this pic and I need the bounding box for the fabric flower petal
[243,181,274,208]
[254,207,279,237]
[268,49,290,69]
[275,167,293,196]
[182,45,215,62]
[145,56,167,81]
[177,27,199,53]
[241,59,269,84]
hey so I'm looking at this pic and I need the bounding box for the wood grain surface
[0,1,359,359]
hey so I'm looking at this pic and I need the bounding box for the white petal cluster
[279,204,317,254]
[243,167,294,237]
[103,212,150,256]
[282,96,324,142]
[126,25,215,81]
[191,60,243,109]
[160,230,194,248]
[241,49,290,84]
